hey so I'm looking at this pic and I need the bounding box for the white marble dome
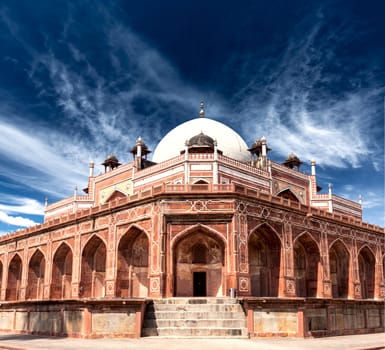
[152,117,250,163]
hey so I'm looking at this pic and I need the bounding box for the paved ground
[0,333,384,350]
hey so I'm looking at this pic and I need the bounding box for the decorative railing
[332,194,361,210]
[93,162,133,181]
[218,154,269,177]
[135,155,184,177]
[2,182,382,244]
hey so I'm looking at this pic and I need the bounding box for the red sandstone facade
[0,115,383,338]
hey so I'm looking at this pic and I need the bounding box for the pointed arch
[27,249,45,300]
[172,224,225,297]
[248,223,282,297]
[82,233,107,252]
[293,232,321,297]
[28,248,46,264]
[357,244,376,258]
[276,188,300,202]
[193,179,209,184]
[171,223,227,249]
[249,222,283,245]
[117,226,149,297]
[329,238,350,252]
[80,235,106,298]
[118,223,150,243]
[329,239,350,298]
[51,242,73,299]
[105,190,127,203]
[358,245,375,299]
[293,231,321,251]
[6,253,22,301]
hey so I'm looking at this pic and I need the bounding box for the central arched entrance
[173,229,224,297]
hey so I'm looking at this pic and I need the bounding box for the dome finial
[199,100,205,118]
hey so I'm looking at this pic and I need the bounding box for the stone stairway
[142,298,248,338]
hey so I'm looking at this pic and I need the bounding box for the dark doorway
[193,272,206,296]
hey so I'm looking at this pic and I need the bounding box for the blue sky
[0,0,383,233]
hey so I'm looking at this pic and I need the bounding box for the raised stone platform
[0,298,382,339]
[142,298,248,338]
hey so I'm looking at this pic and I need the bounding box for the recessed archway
[117,227,149,297]
[248,224,281,297]
[173,229,224,297]
[6,254,22,301]
[293,233,321,297]
[80,236,106,298]
[358,246,375,299]
[27,250,45,300]
[51,243,73,299]
[329,240,349,298]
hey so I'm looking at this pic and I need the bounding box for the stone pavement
[0,333,384,350]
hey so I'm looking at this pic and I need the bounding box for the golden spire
[199,101,205,117]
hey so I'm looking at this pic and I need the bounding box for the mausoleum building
[0,104,383,338]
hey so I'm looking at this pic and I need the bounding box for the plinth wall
[0,299,147,338]
[244,298,384,337]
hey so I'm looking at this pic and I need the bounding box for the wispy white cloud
[0,211,37,227]
[0,120,88,197]
[360,191,385,210]
[235,9,383,170]
[0,196,44,215]
[26,16,207,152]
[0,196,43,230]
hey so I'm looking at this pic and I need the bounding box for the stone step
[143,318,246,328]
[151,298,238,305]
[144,310,245,319]
[147,303,242,312]
[142,298,248,338]
[142,327,249,337]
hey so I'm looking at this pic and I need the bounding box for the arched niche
[173,230,224,297]
[105,190,127,203]
[329,240,350,298]
[248,224,281,297]
[51,243,73,299]
[117,227,149,298]
[193,179,209,185]
[293,233,321,297]
[27,250,45,300]
[276,188,300,202]
[6,254,22,301]
[358,246,375,299]
[80,236,106,298]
